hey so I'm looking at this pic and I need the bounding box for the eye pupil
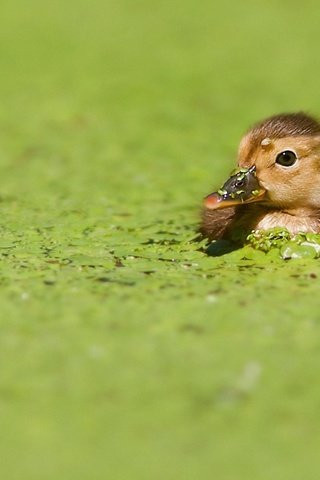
[276,150,297,167]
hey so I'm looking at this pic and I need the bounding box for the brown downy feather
[241,112,320,163]
[250,112,320,139]
[199,207,236,241]
[200,204,269,242]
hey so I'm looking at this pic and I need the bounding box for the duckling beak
[204,166,266,210]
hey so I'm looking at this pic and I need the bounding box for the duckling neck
[200,204,320,243]
[252,206,320,235]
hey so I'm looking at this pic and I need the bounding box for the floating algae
[246,228,320,259]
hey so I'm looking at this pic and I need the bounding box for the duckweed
[246,229,320,259]
[1,2,320,480]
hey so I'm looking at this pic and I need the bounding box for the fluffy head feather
[201,112,320,241]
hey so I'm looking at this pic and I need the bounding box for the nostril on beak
[235,180,244,188]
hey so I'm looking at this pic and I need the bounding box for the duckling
[200,112,320,242]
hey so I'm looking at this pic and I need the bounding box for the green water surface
[1,1,320,479]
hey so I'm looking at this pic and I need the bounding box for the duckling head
[202,113,320,239]
[205,112,320,216]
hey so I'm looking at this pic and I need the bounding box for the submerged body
[201,112,320,242]
[201,204,320,243]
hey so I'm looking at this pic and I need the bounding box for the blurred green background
[1,1,320,479]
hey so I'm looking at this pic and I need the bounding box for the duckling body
[201,113,320,242]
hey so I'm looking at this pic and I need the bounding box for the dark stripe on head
[249,112,320,140]
[242,112,320,163]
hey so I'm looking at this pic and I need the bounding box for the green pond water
[1,1,320,479]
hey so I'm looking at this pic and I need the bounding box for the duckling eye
[275,150,297,167]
